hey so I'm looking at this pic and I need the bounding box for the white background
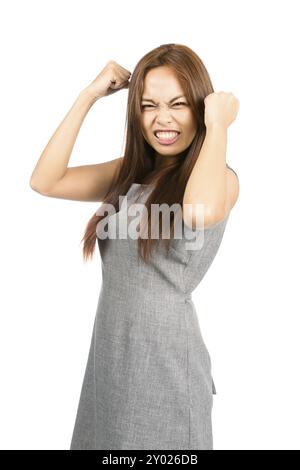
[0,0,299,450]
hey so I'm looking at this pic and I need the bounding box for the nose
[155,105,174,124]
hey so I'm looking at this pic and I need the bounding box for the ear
[225,165,239,213]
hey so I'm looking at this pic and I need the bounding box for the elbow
[205,204,226,221]
[183,198,227,230]
[183,204,225,230]
[29,177,47,195]
[29,177,39,192]
[191,205,226,230]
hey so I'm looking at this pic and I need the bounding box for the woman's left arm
[183,92,240,229]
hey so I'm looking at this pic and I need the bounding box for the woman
[30,43,240,450]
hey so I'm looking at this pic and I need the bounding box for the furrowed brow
[141,95,185,103]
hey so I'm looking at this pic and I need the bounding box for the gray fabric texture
[70,182,229,450]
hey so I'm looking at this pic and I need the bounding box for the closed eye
[141,102,187,109]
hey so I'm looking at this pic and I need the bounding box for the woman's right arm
[29,60,131,202]
[29,89,123,202]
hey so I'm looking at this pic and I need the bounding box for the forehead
[142,66,184,98]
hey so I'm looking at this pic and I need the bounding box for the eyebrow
[141,95,186,103]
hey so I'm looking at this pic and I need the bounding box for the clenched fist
[84,60,132,101]
[204,91,240,129]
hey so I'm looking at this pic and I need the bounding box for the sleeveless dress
[70,182,230,450]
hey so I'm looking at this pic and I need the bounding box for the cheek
[141,116,150,133]
[185,118,197,136]
[141,121,151,143]
[178,112,194,129]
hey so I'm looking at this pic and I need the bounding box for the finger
[110,80,127,90]
[110,76,123,88]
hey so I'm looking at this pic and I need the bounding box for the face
[140,66,197,168]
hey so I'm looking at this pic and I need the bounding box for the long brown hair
[81,43,215,264]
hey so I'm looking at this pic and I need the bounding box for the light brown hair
[82,43,215,264]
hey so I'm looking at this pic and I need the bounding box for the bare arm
[183,92,240,228]
[37,156,124,202]
[30,88,97,192]
[183,125,239,229]
[29,88,124,202]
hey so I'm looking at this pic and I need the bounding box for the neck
[154,153,181,171]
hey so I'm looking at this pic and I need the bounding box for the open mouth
[153,131,181,145]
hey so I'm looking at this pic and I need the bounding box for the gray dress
[70,182,230,450]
